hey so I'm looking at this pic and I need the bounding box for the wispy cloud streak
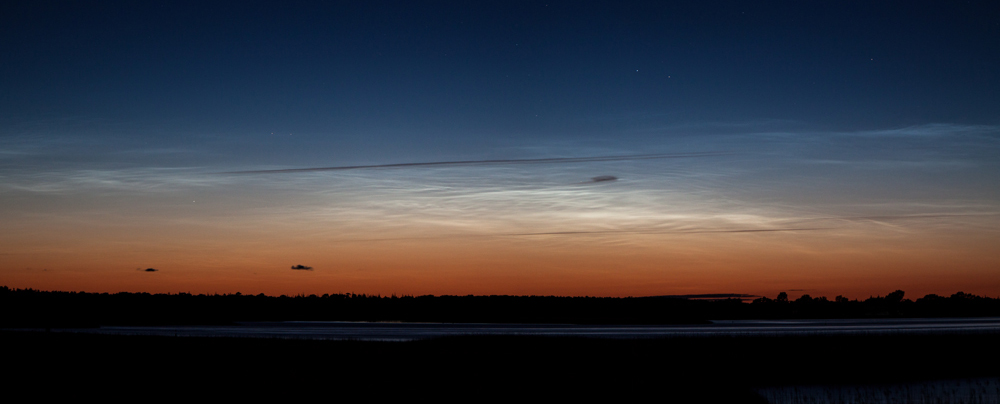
[504,227,828,236]
[320,227,831,243]
[220,152,730,174]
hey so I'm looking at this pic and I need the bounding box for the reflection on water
[758,378,1000,404]
[48,317,1000,341]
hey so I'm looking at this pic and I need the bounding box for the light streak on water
[46,317,1000,342]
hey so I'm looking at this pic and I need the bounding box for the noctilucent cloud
[2,1,999,298]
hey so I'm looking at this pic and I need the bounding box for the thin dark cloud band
[795,213,999,224]
[326,227,828,243]
[219,152,730,174]
[504,228,828,236]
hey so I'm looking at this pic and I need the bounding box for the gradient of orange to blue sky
[2,1,999,299]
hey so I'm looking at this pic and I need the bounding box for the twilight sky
[2,1,999,298]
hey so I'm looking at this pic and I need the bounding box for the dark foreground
[6,330,999,402]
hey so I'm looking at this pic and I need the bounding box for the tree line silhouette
[2,286,999,327]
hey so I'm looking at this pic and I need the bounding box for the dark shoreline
[6,286,1000,328]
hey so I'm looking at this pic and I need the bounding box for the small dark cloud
[139,268,158,272]
[586,175,618,183]
[291,265,313,271]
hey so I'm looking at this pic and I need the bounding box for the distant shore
[4,286,1000,327]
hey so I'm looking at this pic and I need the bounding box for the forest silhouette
[3,286,998,327]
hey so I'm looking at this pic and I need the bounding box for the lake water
[757,377,1000,404]
[48,317,1000,341]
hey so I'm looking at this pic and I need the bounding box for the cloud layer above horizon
[2,122,998,298]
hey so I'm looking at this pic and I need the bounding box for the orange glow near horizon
[4,218,998,300]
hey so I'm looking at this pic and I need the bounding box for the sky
[2,1,999,299]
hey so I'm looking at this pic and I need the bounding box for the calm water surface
[50,317,1000,341]
[757,377,1000,404]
